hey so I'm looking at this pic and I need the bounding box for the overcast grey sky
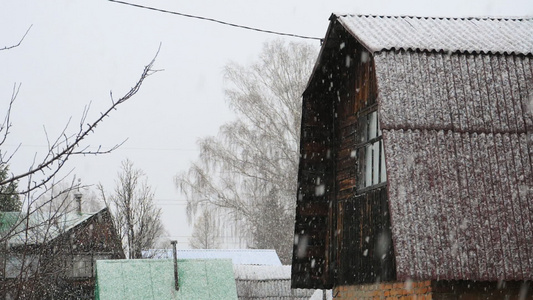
[1,0,532,249]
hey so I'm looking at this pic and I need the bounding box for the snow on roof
[334,14,533,55]
[95,259,238,300]
[3,209,102,246]
[233,264,291,280]
[375,50,533,281]
[142,249,282,266]
[233,265,316,299]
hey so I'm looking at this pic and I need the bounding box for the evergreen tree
[0,165,21,211]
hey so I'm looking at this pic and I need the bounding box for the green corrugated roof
[1,209,101,246]
[95,259,238,300]
[0,212,20,233]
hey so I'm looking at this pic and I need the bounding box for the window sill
[355,182,387,195]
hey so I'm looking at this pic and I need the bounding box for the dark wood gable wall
[291,35,337,289]
[292,21,395,289]
[333,32,396,286]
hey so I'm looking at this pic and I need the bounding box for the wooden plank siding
[292,21,396,288]
[333,29,395,284]
[337,188,396,284]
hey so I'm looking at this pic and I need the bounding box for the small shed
[95,258,238,300]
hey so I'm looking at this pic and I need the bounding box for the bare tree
[175,40,317,263]
[189,208,220,249]
[100,159,165,259]
[0,29,160,299]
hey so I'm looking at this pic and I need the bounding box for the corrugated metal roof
[3,209,99,246]
[335,14,533,55]
[0,212,20,233]
[374,50,533,281]
[375,52,533,133]
[142,249,282,265]
[234,264,292,280]
[234,265,316,299]
[95,259,238,300]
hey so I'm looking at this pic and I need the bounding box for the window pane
[358,114,367,143]
[373,141,380,185]
[380,141,386,183]
[72,255,92,277]
[356,110,387,190]
[365,144,373,187]
[376,112,381,136]
[368,111,377,139]
[5,255,38,278]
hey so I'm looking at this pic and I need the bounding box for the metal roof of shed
[95,259,238,300]
[335,14,533,55]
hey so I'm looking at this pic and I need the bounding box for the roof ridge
[334,13,533,21]
[334,14,533,55]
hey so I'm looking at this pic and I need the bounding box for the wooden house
[291,14,532,299]
[1,207,124,299]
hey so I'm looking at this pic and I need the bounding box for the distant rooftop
[142,249,282,266]
[1,209,103,246]
[233,265,320,300]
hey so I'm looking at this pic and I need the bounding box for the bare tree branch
[0,25,32,51]
[1,31,161,298]
[0,48,161,193]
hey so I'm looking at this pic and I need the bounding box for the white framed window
[4,255,38,278]
[356,109,386,189]
[71,255,92,278]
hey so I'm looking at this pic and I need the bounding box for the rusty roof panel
[336,14,533,55]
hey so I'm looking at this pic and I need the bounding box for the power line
[107,0,322,41]
[3,144,196,152]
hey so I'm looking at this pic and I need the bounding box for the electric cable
[107,0,322,41]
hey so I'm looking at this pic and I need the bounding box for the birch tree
[101,159,164,259]
[189,208,220,249]
[176,40,317,263]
